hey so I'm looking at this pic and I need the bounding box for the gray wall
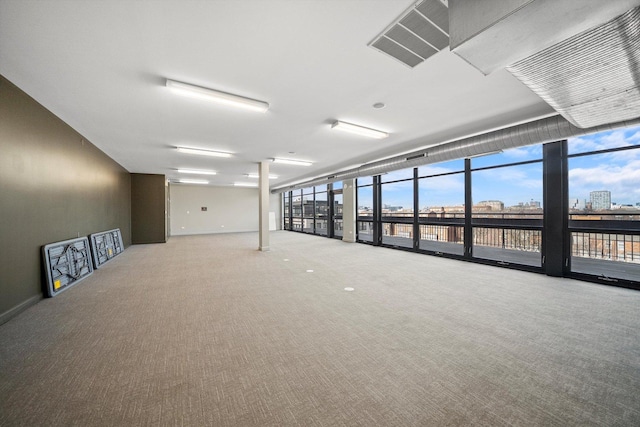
[0,75,132,324]
[169,184,281,235]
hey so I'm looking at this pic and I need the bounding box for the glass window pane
[291,190,303,231]
[381,179,414,248]
[381,167,413,183]
[471,161,543,267]
[334,194,343,238]
[568,124,640,155]
[301,188,313,233]
[472,162,543,215]
[418,159,464,177]
[418,173,465,213]
[332,181,343,190]
[357,186,373,242]
[568,143,640,281]
[381,180,414,218]
[315,191,328,236]
[471,145,542,169]
[357,186,373,218]
[357,176,373,186]
[417,172,465,255]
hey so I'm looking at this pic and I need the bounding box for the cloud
[418,163,464,176]
[501,145,543,159]
[381,168,414,183]
[569,159,640,204]
[568,125,640,154]
[473,164,541,182]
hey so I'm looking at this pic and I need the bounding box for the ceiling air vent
[370,0,449,68]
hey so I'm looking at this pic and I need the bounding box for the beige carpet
[1,231,639,426]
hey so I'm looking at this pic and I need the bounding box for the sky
[357,124,640,210]
[568,125,640,206]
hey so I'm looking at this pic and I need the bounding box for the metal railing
[569,212,640,265]
[473,227,542,252]
[357,220,374,242]
[571,231,640,263]
[419,224,464,243]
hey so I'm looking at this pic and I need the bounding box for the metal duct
[507,7,640,128]
[271,115,640,193]
[449,0,639,75]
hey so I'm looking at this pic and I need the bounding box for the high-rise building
[590,191,611,210]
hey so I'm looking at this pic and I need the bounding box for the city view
[286,125,640,277]
[354,125,640,268]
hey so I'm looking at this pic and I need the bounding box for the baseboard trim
[0,294,42,326]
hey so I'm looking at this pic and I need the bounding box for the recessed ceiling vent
[369,0,449,68]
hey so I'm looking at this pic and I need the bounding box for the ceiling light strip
[246,173,278,179]
[271,158,313,167]
[176,147,232,158]
[178,179,209,185]
[166,79,269,113]
[177,169,217,175]
[331,120,389,139]
[234,182,259,187]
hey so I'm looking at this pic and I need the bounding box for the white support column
[258,161,270,251]
[342,179,356,243]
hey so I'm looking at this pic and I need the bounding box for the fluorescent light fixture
[271,158,313,167]
[177,179,209,185]
[176,147,232,158]
[331,120,389,139]
[234,182,258,187]
[464,150,503,159]
[177,169,217,175]
[246,173,278,179]
[166,79,269,113]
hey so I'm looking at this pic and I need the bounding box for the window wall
[284,184,332,237]
[282,123,640,290]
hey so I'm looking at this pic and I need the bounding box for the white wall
[169,184,281,236]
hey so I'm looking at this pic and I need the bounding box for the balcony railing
[357,220,374,242]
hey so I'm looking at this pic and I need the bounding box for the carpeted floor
[1,231,639,426]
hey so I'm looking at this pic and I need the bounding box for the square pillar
[342,179,356,243]
[258,161,270,251]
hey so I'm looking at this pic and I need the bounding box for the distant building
[569,198,586,210]
[590,191,611,210]
[515,199,541,209]
[476,200,504,211]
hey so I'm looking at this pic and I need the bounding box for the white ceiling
[0,0,555,188]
